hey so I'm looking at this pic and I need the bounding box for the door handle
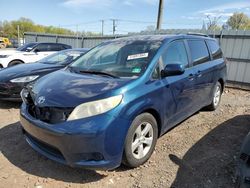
[188,73,194,81]
[196,70,202,77]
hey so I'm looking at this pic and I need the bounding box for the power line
[59,20,101,28]
[117,19,156,24]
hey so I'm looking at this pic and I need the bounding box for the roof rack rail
[186,32,209,37]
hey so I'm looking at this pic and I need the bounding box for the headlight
[0,55,10,58]
[67,95,123,121]
[20,88,29,103]
[10,75,39,83]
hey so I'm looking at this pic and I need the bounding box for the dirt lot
[0,88,250,188]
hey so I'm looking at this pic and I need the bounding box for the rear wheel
[8,60,23,67]
[206,81,222,111]
[122,113,158,168]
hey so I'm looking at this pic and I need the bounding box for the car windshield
[70,40,162,78]
[16,43,37,51]
[39,50,84,65]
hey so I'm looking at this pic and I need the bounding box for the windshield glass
[17,43,37,51]
[39,50,84,65]
[70,40,162,78]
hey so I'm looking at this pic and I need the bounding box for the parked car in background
[0,42,72,68]
[0,48,88,101]
[20,34,227,170]
[237,132,250,188]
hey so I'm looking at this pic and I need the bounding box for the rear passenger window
[163,40,188,67]
[49,44,63,51]
[188,40,210,66]
[35,44,50,52]
[207,40,223,60]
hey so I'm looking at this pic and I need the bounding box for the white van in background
[0,42,72,68]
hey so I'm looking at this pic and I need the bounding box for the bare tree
[206,15,221,30]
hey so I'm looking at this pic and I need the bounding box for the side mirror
[161,63,185,77]
[26,47,33,52]
[33,48,40,53]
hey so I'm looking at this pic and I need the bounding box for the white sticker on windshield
[127,53,149,60]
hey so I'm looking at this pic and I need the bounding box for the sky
[1,0,250,35]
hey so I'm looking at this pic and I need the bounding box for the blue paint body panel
[20,35,227,169]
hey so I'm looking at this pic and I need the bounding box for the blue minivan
[20,34,227,169]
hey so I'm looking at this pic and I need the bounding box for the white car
[0,42,72,68]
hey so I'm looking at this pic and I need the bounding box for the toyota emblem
[37,96,45,104]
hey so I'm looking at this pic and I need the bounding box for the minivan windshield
[17,43,37,51]
[70,40,162,78]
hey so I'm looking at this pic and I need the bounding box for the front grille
[0,83,9,93]
[29,105,73,124]
[23,89,73,124]
[25,131,65,160]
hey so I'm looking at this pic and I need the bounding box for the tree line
[1,12,250,39]
[202,12,250,30]
[0,17,101,39]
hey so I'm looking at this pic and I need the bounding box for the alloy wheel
[131,122,154,159]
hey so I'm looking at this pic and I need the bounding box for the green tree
[227,12,250,29]
[0,17,76,39]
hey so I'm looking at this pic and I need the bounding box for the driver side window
[34,44,49,52]
[162,40,188,67]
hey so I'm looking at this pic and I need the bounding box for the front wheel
[206,82,222,111]
[122,113,158,168]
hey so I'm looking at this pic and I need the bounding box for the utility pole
[156,0,164,30]
[17,25,20,47]
[111,19,117,35]
[101,20,104,36]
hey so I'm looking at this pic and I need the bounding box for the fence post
[81,36,85,48]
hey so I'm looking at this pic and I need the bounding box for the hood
[0,63,64,82]
[0,49,17,55]
[30,69,131,107]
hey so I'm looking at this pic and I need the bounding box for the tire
[122,113,158,168]
[8,60,23,67]
[206,81,222,111]
[0,43,6,49]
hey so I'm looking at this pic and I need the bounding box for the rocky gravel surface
[0,88,250,188]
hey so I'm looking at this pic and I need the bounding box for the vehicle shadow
[0,122,106,184]
[170,115,250,188]
[0,100,21,109]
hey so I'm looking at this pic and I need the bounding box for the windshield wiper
[80,70,119,78]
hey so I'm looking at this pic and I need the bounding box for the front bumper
[0,82,24,101]
[20,103,130,170]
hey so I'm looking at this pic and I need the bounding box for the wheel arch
[141,108,162,138]
[8,59,25,66]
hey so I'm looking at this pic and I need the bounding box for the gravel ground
[0,88,250,188]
